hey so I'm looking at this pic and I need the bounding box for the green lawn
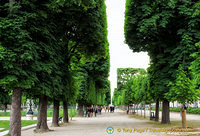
[0,109,77,117]
[0,111,27,117]
[0,120,37,132]
[47,109,77,117]
[0,109,77,132]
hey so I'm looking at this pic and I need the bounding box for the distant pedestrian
[99,107,102,114]
[88,108,90,117]
[105,107,107,112]
[110,106,114,112]
[94,107,98,117]
[90,107,93,117]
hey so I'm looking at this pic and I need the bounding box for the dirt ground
[21,110,193,136]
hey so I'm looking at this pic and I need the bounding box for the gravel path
[20,110,175,136]
[0,109,198,136]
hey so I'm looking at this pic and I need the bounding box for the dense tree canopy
[125,0,200,124]
[0,0,110,134]
[112,68,149,106]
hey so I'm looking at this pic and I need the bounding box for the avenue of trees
[112,68,151,116]
[0,0,110,136]
[115,0,200,128]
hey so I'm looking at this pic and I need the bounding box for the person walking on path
[99,106,102,114]
[88,108,90,117]
[94,107,98,117]
[90,107,93,117]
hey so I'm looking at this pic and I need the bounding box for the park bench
[150,112,155,120]
[58,116,63,122]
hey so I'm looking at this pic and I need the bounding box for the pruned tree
[166,65,198,128]
[124,0,200,124]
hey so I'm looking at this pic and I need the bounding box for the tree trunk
[155,99,159,121]
[4,104,7,112]
[137,104,138,114]
[134,104,135,113]
[51,100,59,127]
[70,105,73,120]
[144,103,146,118]
[9,88,22,136]
[35,95,49,132]
[149,103,151,118]
[63,101,69,123]
[182,105,187,128]
[161,99,170,124]
[9,0,14,13]
[78,103,84,117]
[141,104,142,116]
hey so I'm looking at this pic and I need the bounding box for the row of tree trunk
[35,96,69,132]
[136,99,187,128]
[132,99,170,124]
[78,104,84,117]
[51,99,69,128]
[9,88,70,136]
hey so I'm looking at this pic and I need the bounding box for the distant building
[170,101,200,108]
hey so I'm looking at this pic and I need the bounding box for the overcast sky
[105,0,150,98]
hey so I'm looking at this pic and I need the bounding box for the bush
[170,107,181,112]
[170,107,200,114]
[151,107,200,114]
[0,112,10,116]
[46,109,77,117]
[187,108,200,114]
[151,107,162,111]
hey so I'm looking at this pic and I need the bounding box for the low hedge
[0,111,27,117]
[0,109,77,117]
[187,108,200,114]
[151,107,200,114]
[170,107,182,112]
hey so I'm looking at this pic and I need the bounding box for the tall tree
[0,0,39,135]
[166,65,198,128]
[0,0,110,135]
[124,0,200,124]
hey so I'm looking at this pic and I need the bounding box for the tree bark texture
[182,106,187,128]
[9,88,22,136]
[155,99,159,122]
[161,99,170,124]
[9,0,14,12]
[127,105,129,114]
[35,95,49,132]
[52,100,60,127]
[63,101,69,123]
[149,103,151,118]
[78,103,84,117]
[4,104,7,112]
[144,103,146,118]
[70,105,73,120]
